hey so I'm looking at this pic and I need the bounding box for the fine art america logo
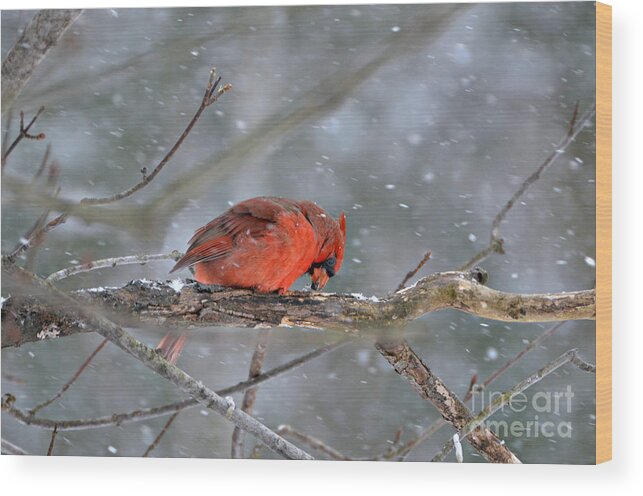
[470,385,575,438]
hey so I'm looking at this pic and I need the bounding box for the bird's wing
[170,197,303,272]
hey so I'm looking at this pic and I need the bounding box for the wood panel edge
[595,0,612,465]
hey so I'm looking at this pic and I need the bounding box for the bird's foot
[185,279,227,293]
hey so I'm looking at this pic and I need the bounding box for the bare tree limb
[2,10,82,111]
[1,107,46,169]
[231,329,270,458]
[79,69,231,205]
[1,438,29,455]
[46,251,183,282]
[2,264,595,349]
[387,322,567,461]
[375,339,521,463]
[29,339,108,416]
[4,214,67,263]
[276,424,352,461]
[431,348,596,462]
[46,425,58,455]
[2,341,347,432]
[142,411,180,457]
[0,262,313,460]
[458,104,596,271]
[395,251,431,292]
[3,69,229,263]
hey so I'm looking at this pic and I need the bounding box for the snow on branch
[2,263,595,349]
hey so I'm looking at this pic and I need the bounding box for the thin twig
[142,411,180,457]
[395,251,432,292]
[79,68,231,205]
[24,160,60,271]
[1,108,13,158]
[1,438,29,455]
[475,322,567,394]
[458,104,596,271]
[29,339,109,416]
[231,329,271,458]
[5,213,67,263]
[567,101,580,138]
[34,143,52,179]
[1,106,46,169]
[276,425,352,461]
[2,340,348,432]
[431,348,596,462]
[46,251,183,282]
[3,69,231,262]
[46,425,58,455]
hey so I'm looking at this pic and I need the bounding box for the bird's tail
[156,331,188,365]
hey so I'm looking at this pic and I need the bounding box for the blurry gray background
[2,2,596,463]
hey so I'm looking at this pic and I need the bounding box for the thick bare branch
[387,322,567,460]
[375,339,521,463]
[2,264,595,349]
[2,10,82,111]
[0,262,313,460]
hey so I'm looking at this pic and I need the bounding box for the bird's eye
[324,256,337,277]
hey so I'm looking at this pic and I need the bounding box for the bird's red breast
[170,196,346,293]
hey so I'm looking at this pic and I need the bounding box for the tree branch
[2,263,595,349]
[0,262,313,460]
[1,107,46,169]
[142,411,180,457]
[1,438,29,455]
[458,104,596,271]
[386,322,567,460]
[79,68,231,205]
[29,338,108,416]
[395,251,432,292]
[375,339,521,463]
[431,349,595,462]
[2,10,83,111]
[2,341,347,431]
[45,251,183,282]
[231,329,270,458]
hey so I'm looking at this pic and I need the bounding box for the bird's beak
[310,266,330,291]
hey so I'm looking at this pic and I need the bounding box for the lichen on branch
[2,261,595,349]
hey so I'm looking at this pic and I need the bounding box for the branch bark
[2,10,83,111]
[2,340,346,432]
[2,263,595,349]
[375,339,521,463]
[431,349,595,462]
[0,261,313,460]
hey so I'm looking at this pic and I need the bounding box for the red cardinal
[157,196,346,363]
